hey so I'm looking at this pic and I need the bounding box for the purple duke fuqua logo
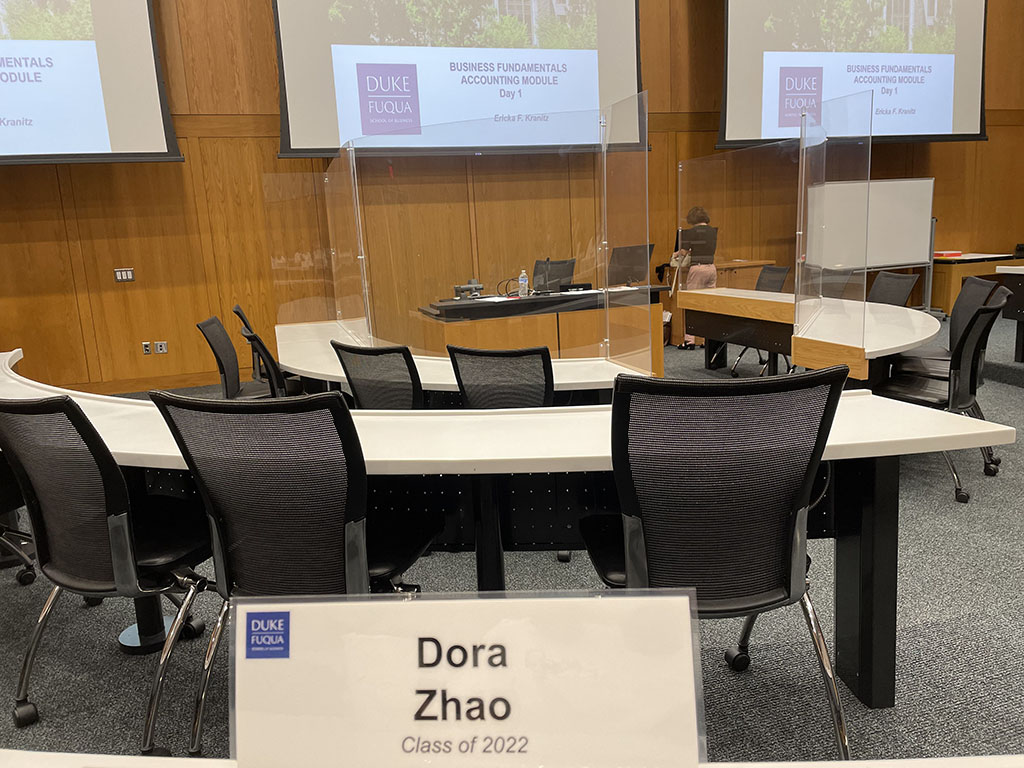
[778,66,823,128]
[357,63,421,136]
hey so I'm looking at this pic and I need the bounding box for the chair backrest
[867,271,919,306]
[150,391,369,597]
[0,452,24,515]
[447,345,554,409]
[331,341,424,409]
[532,258,576,292]
[949,276,997,351]
[755,265,790,292]
[197,316,242,399]
[240,327,288,398]
[0,396,136,594]
[611,367,848,615]
[232,303,265,381]
[820,268,854,299]
[949,286,1011,408]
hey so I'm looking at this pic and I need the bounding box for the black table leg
[473,475,505,591]
[1015,321,1024,364]
[833,456,899,708]
[705,340,727,370]
[119,596,171,655]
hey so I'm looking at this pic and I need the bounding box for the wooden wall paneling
[647,132,675,279]
[912,140,978,251]
[471,154,573,290]
[152,0,191,114]
[68,152,214,382]
[971,126,1024,253]
[0,166,92,386]
[357,156,476,351]
[752,145,800,275]
[637,0,671,113]
[197,137,330,358]
[568,152,599,286]
[175,0,279,114]
[983,0,1024,111]
[320,154,367,326]
[668,0,724,114]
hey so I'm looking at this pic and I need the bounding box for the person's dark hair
[686,206,710,226]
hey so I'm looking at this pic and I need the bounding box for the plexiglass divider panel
[795,91,874,359]
[314,95,654,374]
[601,92,652,375]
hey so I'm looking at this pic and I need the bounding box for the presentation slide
[0,0,177,162]
[723,0,986,144]
[276,0,640,152]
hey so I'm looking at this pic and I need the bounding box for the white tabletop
[275,321,643,391]
[1,349,1014,473]
[681,288,941,358]
[1,749,1020,768]
[996,266,1024,275]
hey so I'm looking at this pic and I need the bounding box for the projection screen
[274,0,641,154]
[720,0,987,146]
[0,0,179,164]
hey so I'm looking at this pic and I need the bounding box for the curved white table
[0,348,1015,710]
[275,321,643,392]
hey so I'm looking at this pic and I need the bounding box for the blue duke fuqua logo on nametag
[246,611,290,659]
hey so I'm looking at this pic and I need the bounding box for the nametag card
[232,591,702,768]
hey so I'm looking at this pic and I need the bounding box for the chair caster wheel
[394,582,421,594]
[83,596,104,607]
[955,489,970,503]
[556,550,571,563]
[182,619,206,640]
[984,463,998,476]
[142,746,172,757]
[730,371,739,379]
[991,456,1001,466]
[12,700,38,728]
[724,647,750,672]
[16,567,35,586]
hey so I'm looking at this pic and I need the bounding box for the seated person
[674,207,719,349]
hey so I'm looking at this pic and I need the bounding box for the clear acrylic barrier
[795,91,875,353]
[315,93,652,373]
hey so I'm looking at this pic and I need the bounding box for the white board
[805,178,934,270]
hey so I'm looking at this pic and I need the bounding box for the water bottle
[518,269,529,297]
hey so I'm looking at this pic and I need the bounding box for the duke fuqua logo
[246,611,290,659]
[778,66,823,128]
[356,62,422,137]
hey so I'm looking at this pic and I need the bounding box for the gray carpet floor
[1,318,1022,762]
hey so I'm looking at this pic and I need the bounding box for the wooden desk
[668,259,775,344]
[3,346,1015,709]
[931,254,1024,315]
[677,289,941,381]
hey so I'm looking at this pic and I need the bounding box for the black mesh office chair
[150,391,371,755]
[532,258,576,292]
[579,367,851,759]
[0,453,35,585]
[820,268,854,299]
[447,345,554,408]
[329,340,444,591]
[331,341,425,409]
[730,265,791,377]
[0,396,210,753]
[866,271,919,306]
[874,287,1011,502]
[196,317,270,399]
[239,327,303,398]
[232,304,267,383]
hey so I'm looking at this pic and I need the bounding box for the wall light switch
[115,268,135,283]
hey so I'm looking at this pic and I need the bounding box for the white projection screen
[274,0,641,154]
[0,0,179,164]
[721,0,987,146]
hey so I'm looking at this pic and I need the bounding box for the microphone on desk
[453,279,483,300]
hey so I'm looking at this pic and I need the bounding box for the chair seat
[891,355,951,380]
[366,503,445,584]
[578,514,626,588]
[133,494,211,572]
[874,374,949,408]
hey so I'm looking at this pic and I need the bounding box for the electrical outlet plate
[142,342,152,355]
[154,341,168,354]
[115,268,135,283]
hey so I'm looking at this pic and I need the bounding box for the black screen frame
[0,0,182,166]
[716,0,989,149]
[274,0,643,158]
